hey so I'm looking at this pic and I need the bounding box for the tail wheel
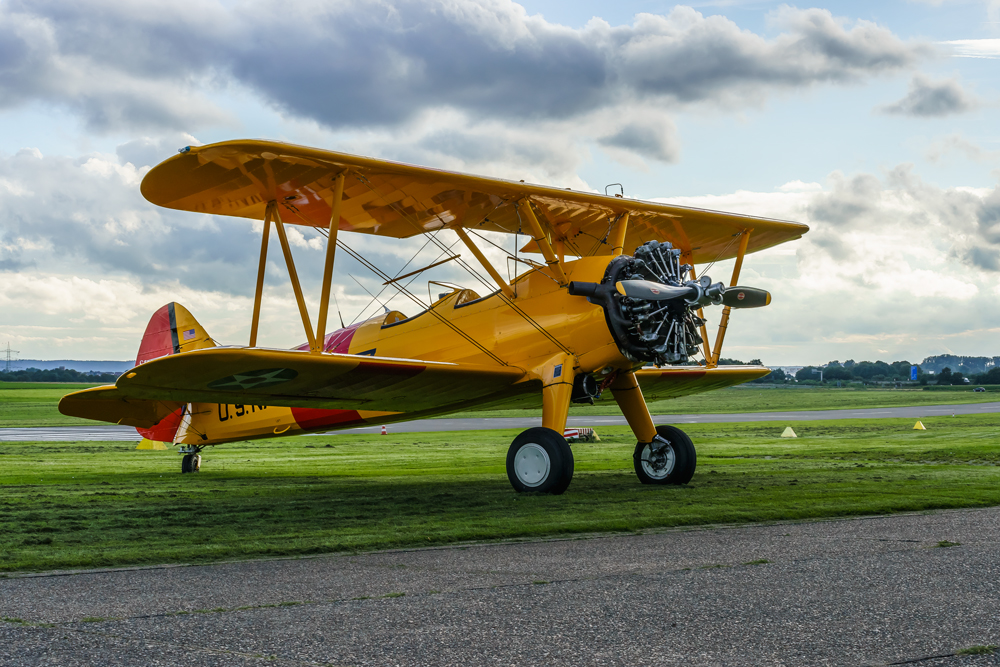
[181,453,201,473]
[633,424,696,485]
[506,427,574,494]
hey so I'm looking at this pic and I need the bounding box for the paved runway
[2,508,999,666]
[4,401,999,442]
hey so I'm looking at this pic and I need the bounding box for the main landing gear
[179,445,203,473]
[613,370,697,486]
[506,427,574,494]
[634,424,696,485]
[503,366,697,494]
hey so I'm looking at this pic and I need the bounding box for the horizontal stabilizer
[58,385,182,428]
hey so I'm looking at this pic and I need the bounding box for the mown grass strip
[1,414,1000,572]
[4,382,1000,429]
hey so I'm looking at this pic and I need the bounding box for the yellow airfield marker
[781,427,797,438]
[136,438,168,450]
[913,421,927,430]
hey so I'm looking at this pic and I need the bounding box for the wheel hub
[641,437,676,479]
[513,443,551,487]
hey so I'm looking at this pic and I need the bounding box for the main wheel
[506,427,574,494]
[633,425,696,485]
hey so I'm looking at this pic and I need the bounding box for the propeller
[721,286,771,309]
[614,280,692,301]
[614,280,770,309]
[615,275,725,307]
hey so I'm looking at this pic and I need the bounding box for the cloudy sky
[0,0,997,366]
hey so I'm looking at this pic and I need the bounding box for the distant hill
[919,355,1000,375]
[9,360,133,373]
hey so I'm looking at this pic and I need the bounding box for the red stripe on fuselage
[290,407,366,431]
[137,405,184,442]
[294,323,362,353]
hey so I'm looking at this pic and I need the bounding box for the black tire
[181,454,192,473]
[633,425,696,485]
[506,427,574,494]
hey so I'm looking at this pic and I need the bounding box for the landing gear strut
[634,424,696,485]
[179,445,203,473]
[506,427,574,494]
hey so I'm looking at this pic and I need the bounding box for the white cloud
[925,134,1000,163]
[0,1,928,167]
[659,169,1000,364]
[880,74,978,117]
[941,38,1000,59]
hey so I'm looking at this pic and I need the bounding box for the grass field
[3,382,999,429]
[2,414,999,573]
[461,385,1000,418]
[0,383,103,428]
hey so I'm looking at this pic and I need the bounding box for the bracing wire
[351,175,572,354]
[325,232,508,366]
[696,231,743,281]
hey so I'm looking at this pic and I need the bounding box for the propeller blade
[721,286,771,308]
[615,280,692,301]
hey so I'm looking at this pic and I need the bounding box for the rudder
[136,302,215,365]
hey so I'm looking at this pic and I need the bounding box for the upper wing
[141,140,808,264]
[634,365,771,402]
[66,348,527,420]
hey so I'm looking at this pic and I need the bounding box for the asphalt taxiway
[2,508,999,666]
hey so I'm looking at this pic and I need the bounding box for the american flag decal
[182,329,196,341]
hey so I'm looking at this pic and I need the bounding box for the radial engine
[569,241,764,366]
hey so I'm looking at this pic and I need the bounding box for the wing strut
[272,204,320,352]
[610,212,630,257]
[682,251,713,364]
[452,227,515,298]
[517,198,568,286]
[249,203,273,347]
[709,229,753,367]
[316,173,345,348]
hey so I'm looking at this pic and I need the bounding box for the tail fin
[136,302,216,365]
[130,303,215,444]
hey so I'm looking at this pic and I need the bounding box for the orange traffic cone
[380,425,387,435]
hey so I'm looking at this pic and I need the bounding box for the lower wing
[633,365,771,401]
[60,347,527,427]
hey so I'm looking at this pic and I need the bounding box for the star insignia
[207,368,298,391]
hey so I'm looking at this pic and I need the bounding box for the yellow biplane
[60,140,807,493]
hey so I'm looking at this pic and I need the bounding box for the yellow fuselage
[168,256,628,446]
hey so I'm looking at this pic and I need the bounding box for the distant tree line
[721,358,986,386]
[919,355,1000,376]
[795,360,917,384]
[792,360,999,386]
[0,367,121,383]
[716,358,787,384]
